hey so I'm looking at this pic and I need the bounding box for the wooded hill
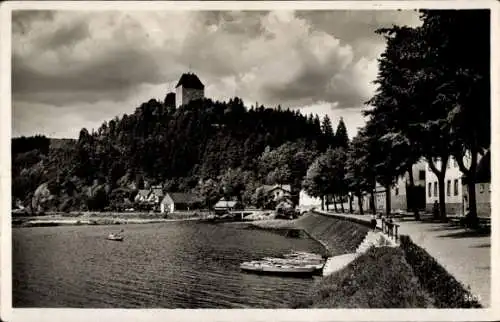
[12,97,348,213]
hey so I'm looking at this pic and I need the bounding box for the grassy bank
[294,247,434,308]
[293,213,369,256]
[250,213,369,256]
[250,219,296,230]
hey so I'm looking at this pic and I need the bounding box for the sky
[11,9,423,140]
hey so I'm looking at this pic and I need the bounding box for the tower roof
[175,73,204,90]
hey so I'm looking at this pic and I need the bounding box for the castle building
[175,72,205,108]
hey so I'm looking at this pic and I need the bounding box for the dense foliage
[12,97,345,213]
[359,9,490,221]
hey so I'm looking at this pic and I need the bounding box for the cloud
[11,9,421,138]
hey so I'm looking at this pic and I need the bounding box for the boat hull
[240,262,321,277]
[107,235,123,241]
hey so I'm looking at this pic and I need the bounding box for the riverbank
[11,212,207,228]
[293,246,435,308]
[251,213,368,257]
[252,213,437,308]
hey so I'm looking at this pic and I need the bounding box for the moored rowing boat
[240,260,318,276]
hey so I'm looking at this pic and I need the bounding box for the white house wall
[425,156,465,216]
[176,86,204,108]
[298,190,322,207]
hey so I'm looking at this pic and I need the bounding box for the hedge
[399,235,482,308]
[292,246,433,308]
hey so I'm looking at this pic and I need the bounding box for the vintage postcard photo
[1,1,498,321]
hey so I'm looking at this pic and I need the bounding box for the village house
[134,189,151,203]
[389,161,427,213]
[349,151,490,218]
[148,185,164,204]
[160,192,203,213]
[262,184,292,202]
[213,198,243,214]
[424,151,490,217]
[425,156,465,216]
[473,150,491,218]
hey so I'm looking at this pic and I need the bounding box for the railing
[381,218,400,243]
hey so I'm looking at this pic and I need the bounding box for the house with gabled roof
[160,192,203,213]
[148,186,165,204]
[214,198,243,214]
[134,189,151,203]
[261,184,292,202]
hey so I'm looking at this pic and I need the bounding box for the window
[433,182,437,197]
[454,179,459,196]
[447,180,451,196]
[395,187,399,195]
[428,183,432,197]
[419,170,425,181]
[480,184,485,193]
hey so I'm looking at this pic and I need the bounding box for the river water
[13,221,325,308]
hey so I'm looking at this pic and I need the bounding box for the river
[13,221,325,308]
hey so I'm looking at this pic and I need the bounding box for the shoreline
[12,216,206,228]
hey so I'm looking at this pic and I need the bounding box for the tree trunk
[349,194,353,213]
[407,166,420,220]
[332,195,338,212]
[466,151,479,226]
[340,195,345,213]
[454,150,480,227]
[321,195,325,211]
[467,180,478,226]
[357,191,364,215]
[385,184,391,217]
[427,156,448,221]
[370,190,376,215]
[437,174,447,221]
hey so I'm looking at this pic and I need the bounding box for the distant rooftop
[175,73,205,90]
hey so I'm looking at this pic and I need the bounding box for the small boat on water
[240,250,326,277]
[107,234,123,241]
[283,252,324,260]
[262,257,324,269]
[107,230,124,241]
[240,260,318,276]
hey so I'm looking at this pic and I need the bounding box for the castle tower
[175,72,205,108]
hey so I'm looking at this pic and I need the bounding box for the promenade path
[315,210,491,307]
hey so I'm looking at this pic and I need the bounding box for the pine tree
[321,115,334,143]
[335,117,349,149]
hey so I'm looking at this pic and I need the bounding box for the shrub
[399,235,482,308]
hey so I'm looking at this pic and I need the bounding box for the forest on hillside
[12,97,349,213]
